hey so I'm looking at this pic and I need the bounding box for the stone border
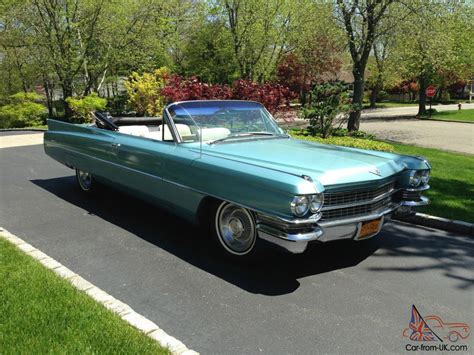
[0,128,47,132]
[392,213,474,237]
[0,227,198,355]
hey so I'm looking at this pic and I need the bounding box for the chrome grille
[324,182,395,207]
[322,198,392,220]
[321,181,397,221]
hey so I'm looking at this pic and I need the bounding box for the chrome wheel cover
[215,202,256,255]
[77,169,92,191]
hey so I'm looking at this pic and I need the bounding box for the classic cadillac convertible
[44,100,430,258]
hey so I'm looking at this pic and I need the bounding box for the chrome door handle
[111,143,121,148]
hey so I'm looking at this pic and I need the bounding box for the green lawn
[392,143,473,223]
[424,108,474,123]
[0,238,169,354]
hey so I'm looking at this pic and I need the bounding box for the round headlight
[421,170,430,185]
[291,196,310,217]
[310,194,324,213]
[409,170,422,187]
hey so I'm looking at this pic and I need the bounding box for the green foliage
[0,92,47,128]
[291,131,394,152]
[124,67,170,116]
[181,20,239,84]
[300,82,350,138]
[65,94,107,124]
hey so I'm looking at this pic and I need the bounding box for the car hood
[193,137,407,187]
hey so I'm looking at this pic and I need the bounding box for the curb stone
[0,128,47,132]
[392,213,474,237]
[0,228,199,355]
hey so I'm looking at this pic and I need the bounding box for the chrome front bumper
[257,193,429,254]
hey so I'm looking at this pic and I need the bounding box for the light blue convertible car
[44,100,430,259]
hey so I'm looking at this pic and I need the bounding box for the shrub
[231,80,296,114]
[124,67,170,116]
[161,75,233,102]
[65,93,107,123]
[290,131,394,152]
[161,76,296,114]
[0,92,47,128]
[300,82,350,138]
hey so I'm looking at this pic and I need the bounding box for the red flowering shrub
[231,80,296,113]
[161,75,233,102]
[161,75,296,113]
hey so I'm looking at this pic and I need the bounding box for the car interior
[92,112,231,143]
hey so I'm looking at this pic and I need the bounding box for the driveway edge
[0,227,198,355]
[392,213,474,237]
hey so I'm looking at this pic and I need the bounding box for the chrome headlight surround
[421,169,430,185]
[309,193,324,213]
[409,170,422,187]
[409,169,430,187]
[290,196,310,217]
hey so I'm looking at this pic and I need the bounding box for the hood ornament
[369,168,382,177]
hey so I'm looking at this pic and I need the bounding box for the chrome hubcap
[216,203,256,255]
[78,170,92,190]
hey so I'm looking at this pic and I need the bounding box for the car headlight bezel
[409,170,422,187]
[309,193,324,213]
[421,170,430,185]
[290,195,310,217]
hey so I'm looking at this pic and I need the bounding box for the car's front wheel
[210,201,260,260]
[75,168,94,192]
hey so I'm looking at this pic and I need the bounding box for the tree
[366,32,399,108]
[335,0,399,131]
[181,19,239,84]
[392,2,474,115]
[301,81,350,138]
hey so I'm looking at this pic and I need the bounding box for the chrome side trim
[401,196,430,206]
[318,202,402,227]
[321,187,399,211]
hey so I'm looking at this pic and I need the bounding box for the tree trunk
[43,80,54,118]
[348,73,365,131]
[417,77,427,116]
[369,88,378,108]
[62,83,74,119]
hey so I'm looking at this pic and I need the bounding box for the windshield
[166,101,286,144]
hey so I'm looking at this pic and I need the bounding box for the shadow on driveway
[31,177,473,295]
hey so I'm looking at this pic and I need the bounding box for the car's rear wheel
[210,201,260,260]
[75,168,94,192]
[448,332,459,342]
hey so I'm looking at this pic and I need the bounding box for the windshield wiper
[208,132,284,145]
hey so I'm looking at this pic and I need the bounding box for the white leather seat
[118,123,193,141]
[198,127,231,142]
[118,125,149,137]
[148,124,192,141]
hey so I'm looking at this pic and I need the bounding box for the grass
[392,143,474,223]
[363,101,419,109]
[0,238,169,354]
[422,108,474,123]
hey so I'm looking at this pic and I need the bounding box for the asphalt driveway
[1,138,473,354]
